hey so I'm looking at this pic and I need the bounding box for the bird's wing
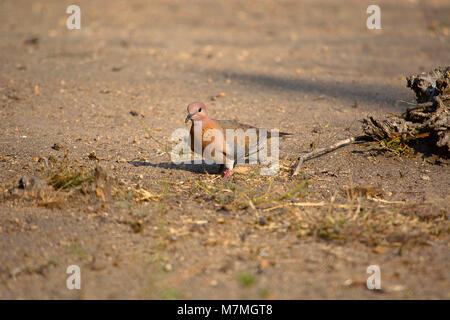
[214,119,265,160]
[215,119,258,131]
[216,119,292,137]
[214,119,292,163]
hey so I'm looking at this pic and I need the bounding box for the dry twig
[291,136,368,176]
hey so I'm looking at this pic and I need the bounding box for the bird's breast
[190,123,223,153]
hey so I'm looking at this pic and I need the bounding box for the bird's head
[185,102,208,123]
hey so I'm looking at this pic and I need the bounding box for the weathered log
[364,67,449,157]
[291,67,449,175]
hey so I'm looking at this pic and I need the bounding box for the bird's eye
[198,108,202,112]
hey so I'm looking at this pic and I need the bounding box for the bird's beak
[185,113,193,123]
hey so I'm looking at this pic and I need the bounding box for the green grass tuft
[237,272,256,287]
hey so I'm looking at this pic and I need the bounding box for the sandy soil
[0,0,449,299]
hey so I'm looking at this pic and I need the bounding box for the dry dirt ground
[0,0,449,299]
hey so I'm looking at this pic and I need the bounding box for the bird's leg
[222,160,235,179]
[218,164,231,179]
[223,169,231,179]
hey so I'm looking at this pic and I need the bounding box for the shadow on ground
[208,70,411,112]
[128,160,221,174]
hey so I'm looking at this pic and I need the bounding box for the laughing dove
[184,102,291,178]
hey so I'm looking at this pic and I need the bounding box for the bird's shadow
[128,160,222,174]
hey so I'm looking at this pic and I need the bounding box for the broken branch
[291,135,368,176]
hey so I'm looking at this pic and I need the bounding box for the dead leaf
[372,246,388,254]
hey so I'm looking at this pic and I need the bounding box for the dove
[185,102,291,178]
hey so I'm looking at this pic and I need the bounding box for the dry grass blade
[46,158,94,191]
[133,188,160,202]
[263,199,406,212]
[254,180,309,205]
[139,117,171,155]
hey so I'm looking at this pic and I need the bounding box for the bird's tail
[267,131,292,139]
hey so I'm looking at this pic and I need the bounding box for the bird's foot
[223,169,231,179]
